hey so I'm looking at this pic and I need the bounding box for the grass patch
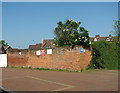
[7,66,108,73]
[83,68,108,72]
[7,66,71,72]
[81,67,84,72]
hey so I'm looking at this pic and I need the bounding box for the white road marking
[2,76,75,92]
[2,76,27,81]
[48,86,75,92]
[25,76,75,92]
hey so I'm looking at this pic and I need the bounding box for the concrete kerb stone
[0,86,15,93]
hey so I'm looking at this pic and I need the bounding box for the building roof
[35,43,42,50]
[99,37,107,40]
[29,45,36,50]
[99,36,113,41]
[0,44,5,54]
[29,43,43,50]
[3,45,12,50]
[90,34,114,42]
[12,48,19,50]
[42,39,55,49]
[4,46,9,49]
[95,35,100,38]
[0,44,3,50]
[90,37,94,42]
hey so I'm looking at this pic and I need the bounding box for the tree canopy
[112,20,120,42]
[54,19,90,47]
[0,40,8,46]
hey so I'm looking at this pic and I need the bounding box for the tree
[112,20,120,42]
[54,19,90,47]
[0,40,8,46]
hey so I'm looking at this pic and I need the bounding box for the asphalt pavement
[1,68,118,93]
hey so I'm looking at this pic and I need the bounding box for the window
[94,38,97,41]
[106,38,110,41]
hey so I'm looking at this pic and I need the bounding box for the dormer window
[109,34,112,40]
[106,38,110,41]
[94,38,97,41]
[94,35,100,42]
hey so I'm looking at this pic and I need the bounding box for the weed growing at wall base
[7,66,73,72]
[7,66,106,73]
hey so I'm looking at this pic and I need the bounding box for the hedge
[88,40,119,69]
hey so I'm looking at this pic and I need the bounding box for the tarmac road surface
[1,68,118,92]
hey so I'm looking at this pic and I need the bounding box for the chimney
[42,40,45,46]
[95,35,100,38]
[109,34,111,37]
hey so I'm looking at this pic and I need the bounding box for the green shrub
[81,67,84,72]
[88,40,119,69]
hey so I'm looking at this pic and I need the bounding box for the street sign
[41,50,45,56]
[80,48,84,53]
[47,49,52,54]
[36,50,41,55]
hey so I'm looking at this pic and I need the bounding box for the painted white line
[25,76,71,87]
[2,76,75,91]
[25,76,75,92]
[49,86,75,92]
[2,76,27,81]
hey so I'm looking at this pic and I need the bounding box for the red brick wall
[7,55,29,67]
[7,46,92,71]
